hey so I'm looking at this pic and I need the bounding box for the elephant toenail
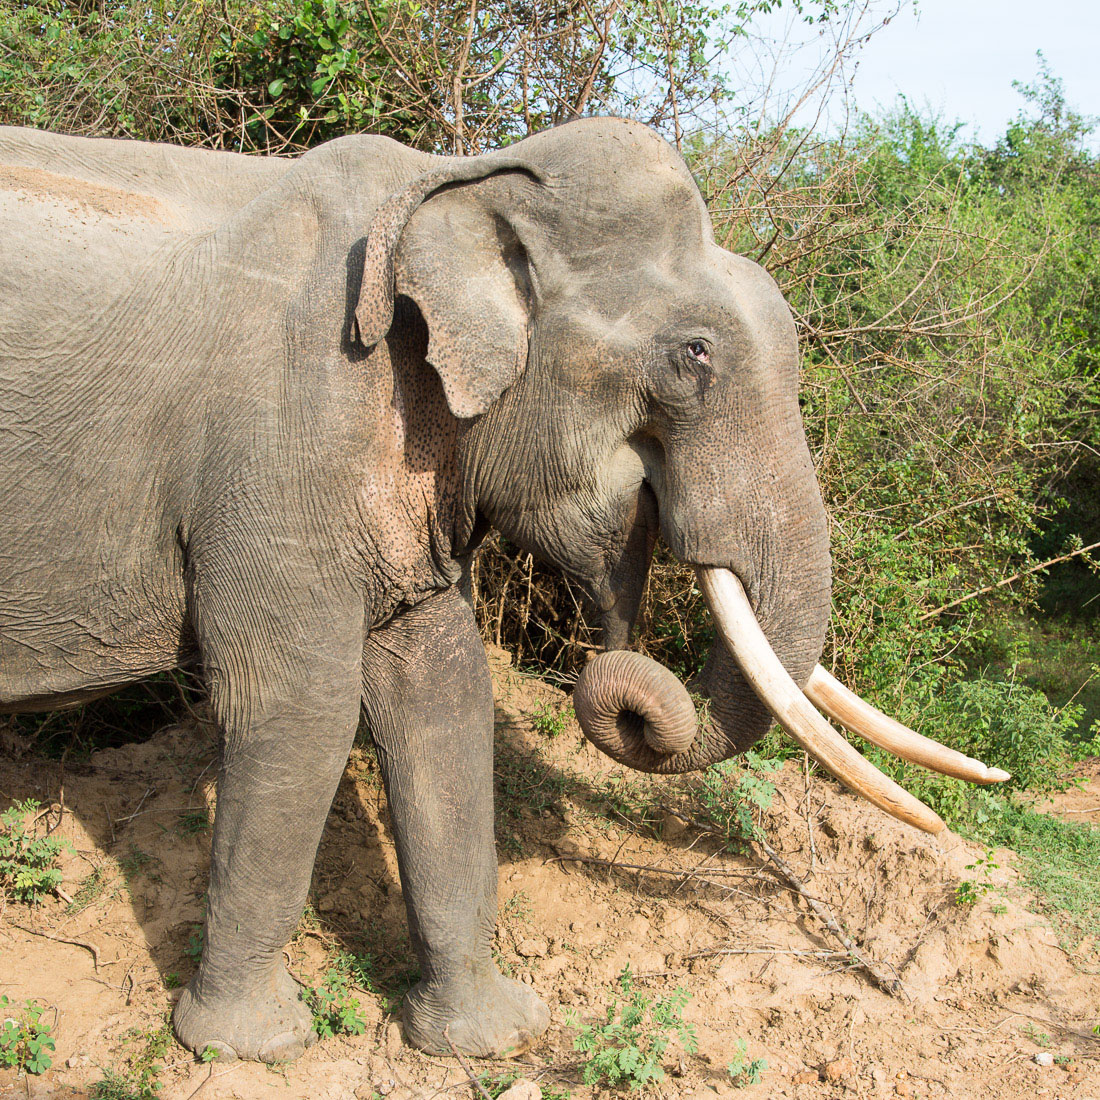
[258,1031,308,1063]
[200,1040,239,1062]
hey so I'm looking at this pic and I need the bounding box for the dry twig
[8,923,101,971]
[443,1026,494,1100]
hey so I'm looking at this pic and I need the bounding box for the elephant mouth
[572,566,1009,835]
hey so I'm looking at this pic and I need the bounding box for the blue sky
[747,0,1099,145]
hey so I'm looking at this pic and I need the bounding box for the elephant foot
[402,971,550,1057]
[173,962,317,1063]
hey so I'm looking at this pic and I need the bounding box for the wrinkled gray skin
[0,118,830,1061]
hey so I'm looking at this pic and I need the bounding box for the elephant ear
[354,160,541,420]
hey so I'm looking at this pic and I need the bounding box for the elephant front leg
[172,582,365,1062]
[362,587,550,1057]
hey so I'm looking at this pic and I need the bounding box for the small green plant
[693,752,780,847]
[164,973,181,990]
[478,1072,519,1098]
[954,849,1000,907]
[199,1045,220,1063]
[726,1038,766,1087]
[184,925,205,964]
[67,865,113,915]
[0,996,56,1075]
[570,965,696,1090]
[1022,1022,1051,1047]
[501,889,533,923]
[90,1021,172,1099]
[177,808,210,836]
[0,799,67,903]
[306,955,369,1039]
[953,879,982,907]
[530,702,572,738]
[119,845,158,885]
[477,1073,570,1100]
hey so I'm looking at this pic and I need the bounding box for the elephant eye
[686,340,710,365]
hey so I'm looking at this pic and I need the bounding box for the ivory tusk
[696,567,945,835]
[804,665,1011,786]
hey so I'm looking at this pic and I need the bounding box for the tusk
[696,567,945,835]
[805,665,1011,786]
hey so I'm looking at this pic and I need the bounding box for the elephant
[0,118,1008,1063]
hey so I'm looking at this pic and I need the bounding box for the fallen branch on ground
[753,833,907,998]
[655,803,907,998]
[444,1025,494,1100]
[9,922,102,971]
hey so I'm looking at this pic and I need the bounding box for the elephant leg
[172,577,364,1063]
[361,586,550,1057]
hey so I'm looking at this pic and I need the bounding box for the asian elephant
[0,118,1007,1063]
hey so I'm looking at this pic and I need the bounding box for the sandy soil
[1,647,1098,1100]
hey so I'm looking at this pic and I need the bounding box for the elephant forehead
[518,117,697,191]
[542,174,710,259]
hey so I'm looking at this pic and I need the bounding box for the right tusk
[696,567,945,835]
[805,665,1011,786]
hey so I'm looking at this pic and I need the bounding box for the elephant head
[355,118,1008,834]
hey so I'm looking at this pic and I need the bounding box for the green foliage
[954,849,1000,907]
[0,799,66,904]
[306,953,371,1039]
[211,0,423,149]
[90,1022,173,1100]
[971,604,1100,745]
[570,965,697,1091]
[177,808,211,837]
[726,1038,767,1087]
[120,845,158,885]
[0,996,55,1076]
[0,0,837,156]
[692,752,781,846]
[185,925,205,965]
[860,673,1087,831]
[477,1073,571,1100]
[67,866,111,915]
[530,702,572,739]
[969,799,1100,960]
[1022,1022,1051,1048]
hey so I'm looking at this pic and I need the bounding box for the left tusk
[804,665,1011,786]
[697,566,945,834]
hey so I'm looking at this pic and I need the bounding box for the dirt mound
[1,648,1097,1099]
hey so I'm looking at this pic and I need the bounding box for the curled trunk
[572,568,1009,834]
[572,640,772,775]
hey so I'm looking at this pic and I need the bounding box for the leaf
[267,78,286,97]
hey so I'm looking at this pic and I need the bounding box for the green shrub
[570,965,696,1091]
[0,996,55,1075]
[0,799,66,903]
[852,668,1086,831]
[530,702,572,739]
[306,954,370,1039]
[90,1022,172,1100]
[692,752,781,847]
[726,1038,767,1087]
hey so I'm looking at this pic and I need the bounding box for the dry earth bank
[1,647,1098,1099]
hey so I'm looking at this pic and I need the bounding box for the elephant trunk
[572,567,1011,834]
